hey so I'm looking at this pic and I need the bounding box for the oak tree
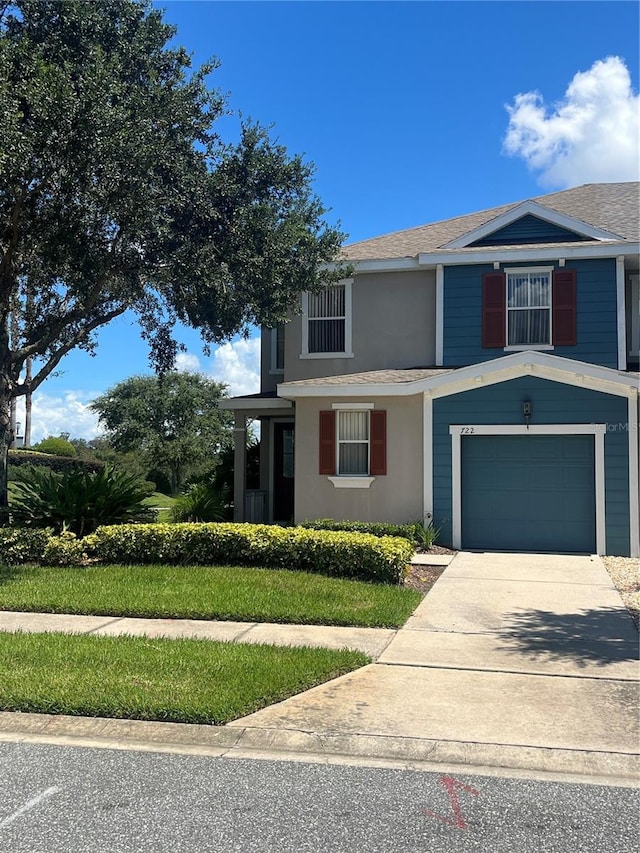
[0,0,346,510]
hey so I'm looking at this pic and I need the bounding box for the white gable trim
[442,200,622,250]
[279,352,639,400]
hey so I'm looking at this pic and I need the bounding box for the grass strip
[0,631,369,724]
[0,564,421,628]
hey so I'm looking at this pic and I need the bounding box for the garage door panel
[461,435,595,553]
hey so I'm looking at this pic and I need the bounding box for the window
[270,324,285,373]
[319,409,386,478]
[302,281,353,358]
[507,269,551,346]
[482,268,576,349]
[338,410,369,475]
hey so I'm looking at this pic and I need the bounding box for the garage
[461,434,596,553]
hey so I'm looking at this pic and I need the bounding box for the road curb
[0,711,637,789]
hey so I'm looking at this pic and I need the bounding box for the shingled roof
[339,182,639,261]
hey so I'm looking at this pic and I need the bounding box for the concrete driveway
[229,552,640,784]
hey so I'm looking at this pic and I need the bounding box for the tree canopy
[0,0,346,507]
[91,372,232,494]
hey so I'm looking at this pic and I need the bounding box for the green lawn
[0,632,368,724]
[143,492,175,523]
[0,564,421,628]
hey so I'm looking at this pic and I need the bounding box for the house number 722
[460,427,475,434]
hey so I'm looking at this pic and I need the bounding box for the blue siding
[432,377,630,555]
[443,258,618,369]
[471,215,589,247]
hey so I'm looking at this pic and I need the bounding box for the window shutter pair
[481,269,577,347]
[318,410,386,475]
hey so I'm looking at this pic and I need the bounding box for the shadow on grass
[500,606,639,667]
[0,563,30,585]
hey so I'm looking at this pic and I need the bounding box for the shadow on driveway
[500,606,639,668]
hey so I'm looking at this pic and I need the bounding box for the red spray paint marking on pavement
[424,775,479,830]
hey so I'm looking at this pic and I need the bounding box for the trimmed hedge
[0,523,414,584]
[302,518,421,542]
[0,528,50,564]
[9,449,104,474]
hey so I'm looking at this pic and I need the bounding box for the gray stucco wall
[283,270,437,383]
[293,395,424,525]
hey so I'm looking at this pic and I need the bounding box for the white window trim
[332,402,374,410]
[269,325,284,375]
[448,424,606,555]
[504,266,554,350]
[628,273,639,358]
[329,477,374,489]
[300,280,354,359]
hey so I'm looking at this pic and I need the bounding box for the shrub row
[9,449,104,474]
[301,518,437,547]
[0,523,414,584]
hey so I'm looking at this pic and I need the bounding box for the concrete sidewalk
[0,552,638,785]
[225,552,640,784]
[0,611,395,658]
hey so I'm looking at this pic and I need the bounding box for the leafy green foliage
[31,436,77,457]
[88,523,414,584]
[302,518,439,547]
[91,373,233,494]
[10,466,156,536]
[0,527,50,563]
[171,482,230,523]
[9,449,104,474]
[0,0,347,508]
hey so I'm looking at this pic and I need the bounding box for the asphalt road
[0,742,637,853]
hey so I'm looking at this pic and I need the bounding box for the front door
[273,422,295,522]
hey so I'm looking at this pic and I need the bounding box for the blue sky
[24,0,639,441]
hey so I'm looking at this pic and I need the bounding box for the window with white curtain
[337,410,369,475]
[301,281,352,357]
[506,269,552,346]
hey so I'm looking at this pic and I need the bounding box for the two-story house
[221,182,640,556]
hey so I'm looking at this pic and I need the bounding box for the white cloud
[15,391,102,444]
[209,337,260,397]
[174,352,202,372]
[503,56,640,188]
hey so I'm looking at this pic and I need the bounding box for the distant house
[221,182,640,556]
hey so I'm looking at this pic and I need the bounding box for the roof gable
[339,182,639,262]
[442,200,622,250]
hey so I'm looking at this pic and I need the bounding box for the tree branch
[14,306,127,397]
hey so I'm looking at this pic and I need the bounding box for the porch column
[233,413,247,522]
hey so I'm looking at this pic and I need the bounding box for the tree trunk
[24,357,32,446]
[0,367,13,521]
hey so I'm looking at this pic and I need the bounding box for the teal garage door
[461,434,596,552]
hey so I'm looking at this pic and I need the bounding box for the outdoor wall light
[523,400,532,429]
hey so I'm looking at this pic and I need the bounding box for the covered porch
[219,393,295,524]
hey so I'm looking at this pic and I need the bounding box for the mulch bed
[404,564,445,595]
[403,546,457,595]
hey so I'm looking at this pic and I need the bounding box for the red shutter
[319,411,336,475]
[552,269,577,346]
[482,272,506,348]
[370,410,387,476]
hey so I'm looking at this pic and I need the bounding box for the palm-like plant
[10,466,156,537]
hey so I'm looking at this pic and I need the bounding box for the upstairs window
[482,268,576,349]
[301,281,353,358]
[507,270,551,346]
